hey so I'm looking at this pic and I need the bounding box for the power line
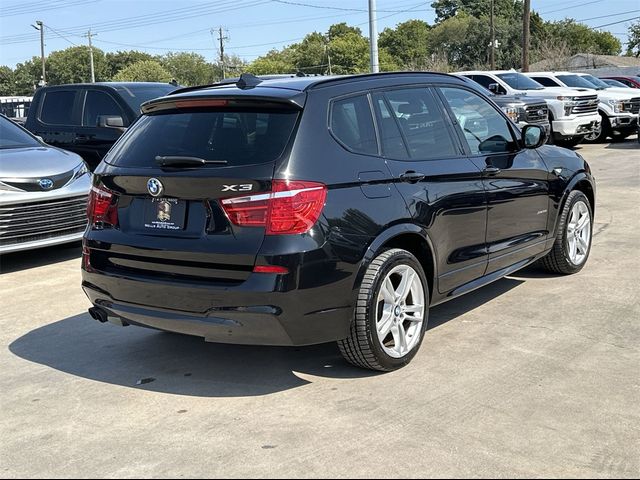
[44,23,79,47]
[539,0,603,15]
[0,0,98,17]
[576,10,640,22]
[593,15,640,28]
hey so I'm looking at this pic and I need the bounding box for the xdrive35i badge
[147,178,164,197]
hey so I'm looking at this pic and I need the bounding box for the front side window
[330,95,377,155]
[382,88,457,160]
[557,75,599,89]
[440,87,517,155]
[40,90,77,125]
[83,90,125,127]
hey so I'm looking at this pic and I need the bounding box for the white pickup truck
[458,70,601,148]
[525,72,639,142]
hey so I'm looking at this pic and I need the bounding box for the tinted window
[440,87,516,155]
[371,93,409,159]
[532,76,561,87]
[581,75,609,89]
[471,75,495,89]
[557,75,598,89]
[0,116,39,149]
[106,109,299,168]
[497,73,544,90]
[383,88,457,160]
[112,85,177,112]
[330,95,377,155]
[83,90,124,127]
[40,90,77,125]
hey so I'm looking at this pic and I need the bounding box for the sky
[0,0,638,68]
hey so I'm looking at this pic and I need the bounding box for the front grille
[0,195,88,247]
[572,95,599,115]
[623,97,640,114]
[1,170,74,192]
[524,104,549,122]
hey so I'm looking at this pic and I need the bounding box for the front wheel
[583,114,609,144]
[338,248,429,372]
[539,191,593,274]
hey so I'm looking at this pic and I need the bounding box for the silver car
[0,115,90,254]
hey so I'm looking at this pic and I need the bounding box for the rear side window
[105,109,299,168]
[533,77,561,87]
[83,90,125,127]
[371,93,409,160]
[383,88,457,160]
[40,91,77,125]
[330,95,377,155]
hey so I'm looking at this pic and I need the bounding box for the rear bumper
[81,261,356,347]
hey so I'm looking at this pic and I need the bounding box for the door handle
[400,171,426,183]
[75,134,93,141]
[483,166,501,176]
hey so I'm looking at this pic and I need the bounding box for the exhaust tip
[88,307,108,323]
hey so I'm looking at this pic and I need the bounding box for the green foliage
[431,0,522,23]
[625,20,640,57]
[379,20,430,69]
[0,66,15,95]
[46,46,108,84]
[427,13,490,70]
[13,58,42,94]
[104,50,154,80]
[113,60,172,82]
[159,52,215,86]
[544,20,622,56]
[248,48,296,75]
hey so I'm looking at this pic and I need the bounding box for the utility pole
[83,29,97,83]
[325,43,333,75]
[31,21,46,86]
[490,0,495,70]
[522,0,531,71]
[216,27,228,79]
[368,0,379,73]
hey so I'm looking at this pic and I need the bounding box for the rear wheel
[338,248,429,372]
[539,191,593,274]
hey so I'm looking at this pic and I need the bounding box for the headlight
[607,99,624,113]
[72,162,89,181]
[501,106,520,123]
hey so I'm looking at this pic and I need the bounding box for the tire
[555,136,585,149]
[338,248,429,372]
[538,191,593,275]
[582,113,609,144]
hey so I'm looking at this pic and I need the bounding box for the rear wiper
[155,156,228,167]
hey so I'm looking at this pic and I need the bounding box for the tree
[626,20,640,57]
[159,52,216,86]
[113,60,172,82]
[46,46,108,84]
[248,48,295,75]
[13,58,41,94]
[0,66,15,95]
[543,20,621,55]
[379,20,430,70]
[104,50,154,80]
[427,13,490,70]
[431,0,522,23]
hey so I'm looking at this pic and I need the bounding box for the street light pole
[368,0,379,73]
[83,29,97,83]
[490,0,495,70]
[522,0,531,72]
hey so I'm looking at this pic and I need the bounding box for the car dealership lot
[1,141,638,478]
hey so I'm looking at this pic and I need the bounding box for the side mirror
[522,125,547,149]
[97,115,125,129]
[488,83,504,95]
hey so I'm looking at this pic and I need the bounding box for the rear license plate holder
[143,198,187,231]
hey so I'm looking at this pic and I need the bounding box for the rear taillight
[220,180,327,235]
[87,184,119,227]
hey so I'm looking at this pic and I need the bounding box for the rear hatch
[86,92,303,288]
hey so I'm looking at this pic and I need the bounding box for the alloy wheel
[375,265,425,359]
[566,200,591,265]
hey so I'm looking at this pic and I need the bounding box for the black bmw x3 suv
[82,72,595,371]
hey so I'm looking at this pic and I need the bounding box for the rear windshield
[105,109,299,168]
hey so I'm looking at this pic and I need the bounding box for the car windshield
[496,73,544,90]
[111,84,178,113]
[580,75,610,89]
[603,79,629,88]
[557,74,601,90]
[0,115,40,149]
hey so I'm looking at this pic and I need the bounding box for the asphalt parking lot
[1,140,639,478]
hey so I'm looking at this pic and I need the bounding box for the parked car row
[457,70,640,147]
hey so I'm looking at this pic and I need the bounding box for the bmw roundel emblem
[147,178,164,197]
[39,178,54,190]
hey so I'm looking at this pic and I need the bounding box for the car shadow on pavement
[604,138,639,150]
[9,277,524,398]
[0,242,82,274]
